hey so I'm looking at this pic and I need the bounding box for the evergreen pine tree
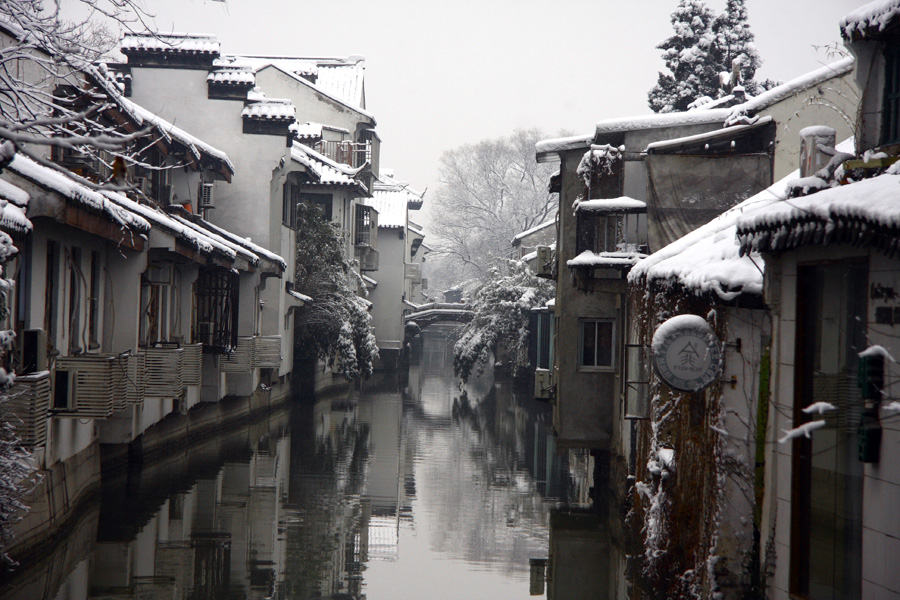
[648,0,720,113]
[712,0,763,95]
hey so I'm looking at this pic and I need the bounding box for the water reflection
[1,326,622,600]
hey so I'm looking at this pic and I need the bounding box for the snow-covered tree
[648,0,720,113]
[429,129,558,286]
[453,260,555,383]
[711,0,762,95]
[294,203,378,380]
[649,0,767,112]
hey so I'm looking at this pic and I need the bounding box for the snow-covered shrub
[453,259,554,382]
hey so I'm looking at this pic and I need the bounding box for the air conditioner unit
[145,263,174,285]
[534,368,553,400]
[358,246,379,271]
[199,182,215,209]
[536,246,553,277]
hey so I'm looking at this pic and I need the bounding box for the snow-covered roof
[567,250,646,268]
[290,142,367,190]
[512,218,555,244]
[594,109,732,137]
[242,98,296,121]
[644,116,773,153]
[8,154,151,233]
[121,32,220,56]
[363,274,378,287]
[184,216,286,270]
[736,166,900,258]
[573,197,647,214]
[226,55,373,120]
[628,171,796,300]
[723,58,854,126]
[408,221,425,237]
[0,179,31,234]
[113,94,235,174]
[535,134,593,163]
[840,0,900,40]
[207,68,255,86]
[291,122,323,139]
[367,175,424,228]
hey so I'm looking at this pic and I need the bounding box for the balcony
[313,140,371,169]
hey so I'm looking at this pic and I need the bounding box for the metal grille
[220,336,254,373]
[195,268,239,354]
[145,345,184,398]
[252,335,282,369]
[813,373,863,434]
[182,343,203,386]
[6,372,51,447]
[56,355,116,418]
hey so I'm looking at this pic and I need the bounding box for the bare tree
[429,128,558,287]
[0,0,153,187]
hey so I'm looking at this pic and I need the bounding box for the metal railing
[313,140,371,168]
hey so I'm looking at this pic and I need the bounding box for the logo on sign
[652,315,722,392]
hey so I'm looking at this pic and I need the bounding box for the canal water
[1,326,622,599]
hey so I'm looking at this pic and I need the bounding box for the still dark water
[1,326,619,599]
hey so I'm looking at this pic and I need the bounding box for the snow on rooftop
[573,197,647,214]
[512,218,556,244]
[840,0,900,39]
[725,58,854,126]
[290,142,366,189]
[8,154,151,233]
[0,179,31,233]
[114,95,235,173]
[535,134,593,162]
[629,170,796,300]
[242,98,296,120]
[190,217,286,270]
[207,68,255,85]
[737,169,900,254]
[121,32,220,55]
[594,109,731,137]
[368,179,419,229]
[291,122,323,139]
[227,55,372,119]
[567,250,646,268]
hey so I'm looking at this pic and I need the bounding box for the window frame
[577,318,615,371]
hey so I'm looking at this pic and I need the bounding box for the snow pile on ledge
[0,179,31,233]
[567,250,645,268]
[207,69,255,85]
[629,170,795,300]
[573,197,646,214]
[840,0,900,39]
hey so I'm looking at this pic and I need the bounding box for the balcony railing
[313,140,371,169]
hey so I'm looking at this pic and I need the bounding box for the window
[283,188,334,229]
[355,204,374,246]
[44,241,59,343]
[579,319,613,369]
[625,344,650,418]
[67,247,82,354]
[89,251,100,349]
[883,42,900,145]
[576,213,624,254]
[194,267,239,354]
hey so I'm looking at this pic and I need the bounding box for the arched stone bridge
[404,302,473,329]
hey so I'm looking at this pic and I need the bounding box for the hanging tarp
[645,154,771,251]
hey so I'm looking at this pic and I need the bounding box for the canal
[1,326,623,599]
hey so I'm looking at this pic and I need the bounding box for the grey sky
[83,0,862,204]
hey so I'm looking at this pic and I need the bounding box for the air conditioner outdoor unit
[536,246,553,277]
[199,182,215,209]
[53,369,76,411]
[21,328,47,374]
[534,368,553,400]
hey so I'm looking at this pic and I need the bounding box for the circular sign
[651,314,722,392]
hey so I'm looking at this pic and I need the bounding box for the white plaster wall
[368,228,405,350]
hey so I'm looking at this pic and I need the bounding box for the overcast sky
[81,0,862,206]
